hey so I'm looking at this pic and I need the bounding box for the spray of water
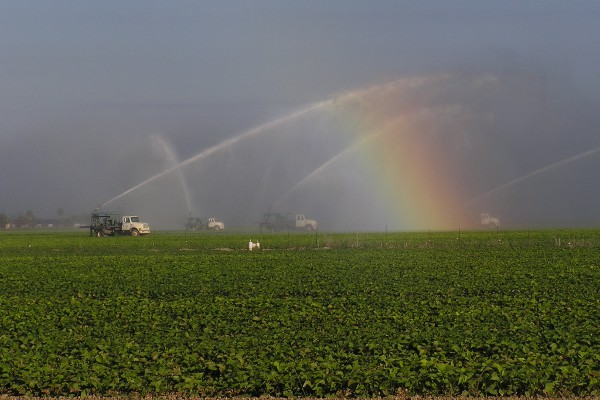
[272,116,406,209]
[101,100,333,207]
[152,135,194,215]
[90,73,600,230]
[467,144,600,205]
[101,78,433,208]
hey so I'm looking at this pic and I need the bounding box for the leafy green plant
[0,230,599,396]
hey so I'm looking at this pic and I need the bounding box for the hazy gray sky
[2,1,600,229]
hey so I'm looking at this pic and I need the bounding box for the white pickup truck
[186,217,224,231]
[206,217,225,230]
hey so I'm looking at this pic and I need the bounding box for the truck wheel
[130,228,139,237]
[306,225,314,232]
[96,231,104,237]
[214,225,221,231]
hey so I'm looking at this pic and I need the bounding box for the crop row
[0,231,599,396]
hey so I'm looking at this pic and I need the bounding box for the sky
[1,1,600,230]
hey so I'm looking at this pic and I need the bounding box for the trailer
[87,211,151,237]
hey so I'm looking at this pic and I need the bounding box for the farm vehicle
[259,212,317,232]
[87,211,151,237]
[480,213,500,228]
[185,217,224,231]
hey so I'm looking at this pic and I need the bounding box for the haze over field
[2,1,600,230]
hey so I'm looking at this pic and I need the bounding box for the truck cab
[207,217,225,230]
[480,213,500,228]
[295,214,318,231]
[121,216,151,236]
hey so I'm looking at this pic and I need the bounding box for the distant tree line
[0,209,89,229]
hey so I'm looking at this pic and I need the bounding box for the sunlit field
[0,229,599,397]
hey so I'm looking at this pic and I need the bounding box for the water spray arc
[152,135,194,216]
[96,74,530,230]
[101,78,426,208]
[101,100,335,208]
[467,144,600,205]
[272,117,406,209]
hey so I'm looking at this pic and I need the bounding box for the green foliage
[0,229,599,396]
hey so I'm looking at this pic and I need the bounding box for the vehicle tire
[306,225,314,232]
[130,228,139,237]
[96,230,104,237]
[214,225,221,231]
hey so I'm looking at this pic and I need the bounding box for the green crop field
[0,229,599,397]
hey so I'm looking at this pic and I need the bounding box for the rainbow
[105,74,496,231]
[308,76,477,230]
